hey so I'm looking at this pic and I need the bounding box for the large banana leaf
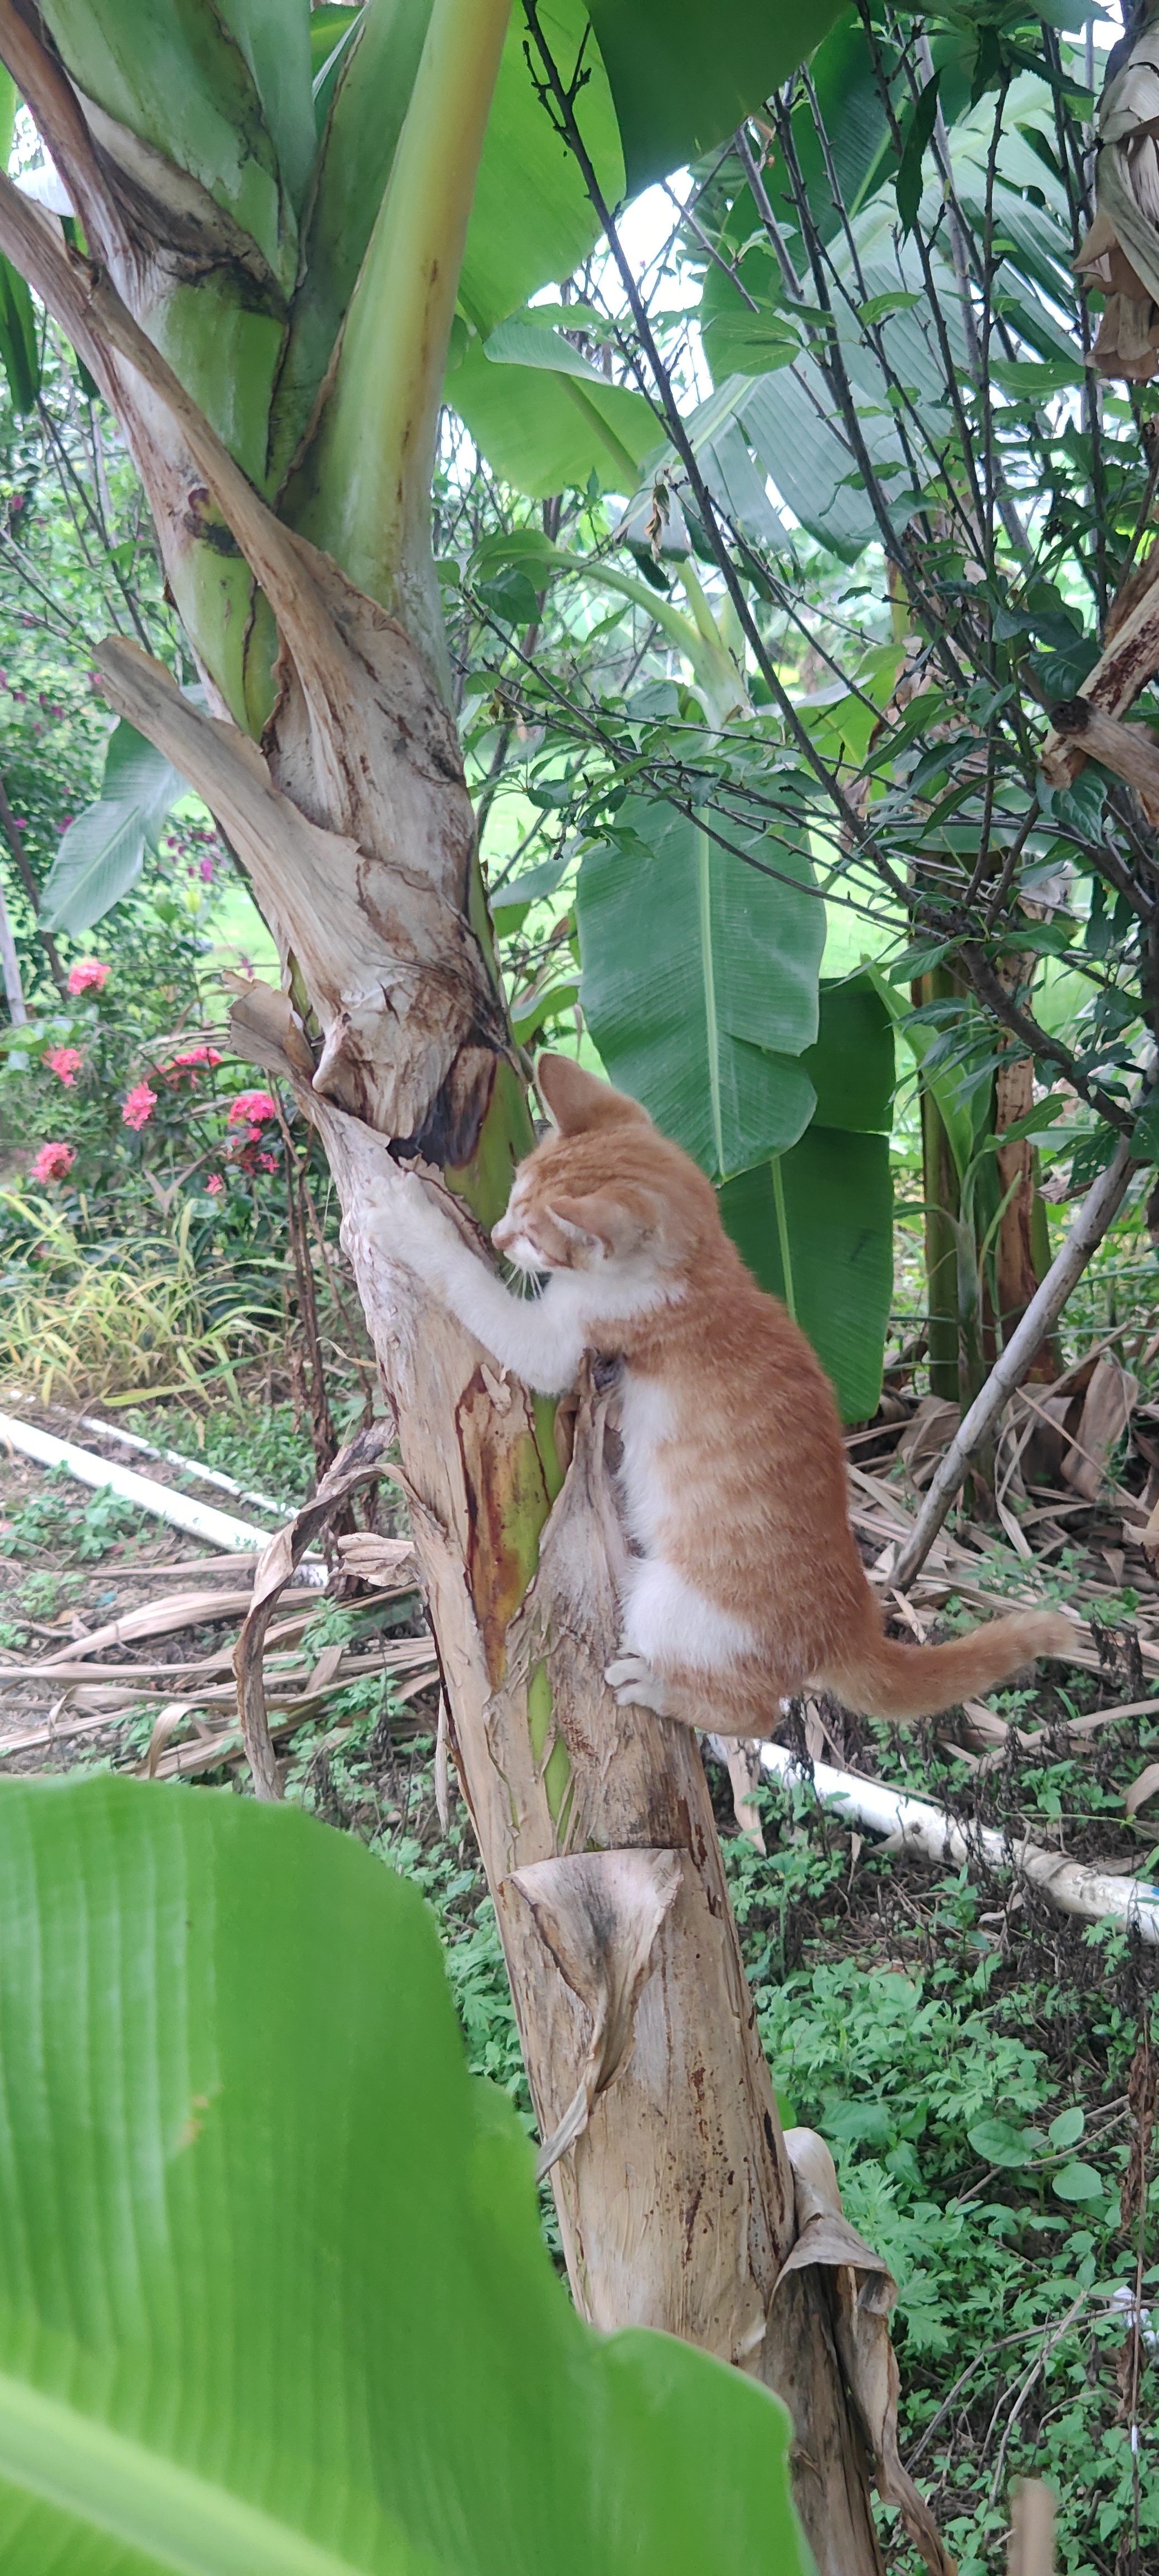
[40,719,188,936]
[0,1774,809,2576]
[720,1126,894,1421]
[588,0,848,193]
[577,793,824,1182]
[450,324,656,497]
[718,977,896,1421]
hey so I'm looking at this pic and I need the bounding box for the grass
[0,1199,283,1408]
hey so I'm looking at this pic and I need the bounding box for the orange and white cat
[388,1053,1072,1734]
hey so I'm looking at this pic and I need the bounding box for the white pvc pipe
[62,1409,291,1521]
[0,1411,326,1582]
[760,1739,1159,1944]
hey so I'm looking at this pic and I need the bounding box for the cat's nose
[492,1213,515,1251]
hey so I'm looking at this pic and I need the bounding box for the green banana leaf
[450,327,655,497]
[577,793,824,1182]
[588,0,848,194]
[0,255,38,414]
[459,0,625,339]
[720,1127,894,1421]
[40,719,188,936]
[718,976,896,1421]
[0,71,38,412]
[0,1774,810,2576]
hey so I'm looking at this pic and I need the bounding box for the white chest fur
[615,1367,758,1673]
[616,1370,678,1554]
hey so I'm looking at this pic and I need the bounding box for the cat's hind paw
[604,1652,675,1717]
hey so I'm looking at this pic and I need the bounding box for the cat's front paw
[605,1651,675,1718]
[386,1169,455,1269]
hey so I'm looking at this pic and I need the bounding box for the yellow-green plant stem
[549,551,745,726]
[302,0,512,691]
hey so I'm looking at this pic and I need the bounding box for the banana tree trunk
[0,61,895,2576]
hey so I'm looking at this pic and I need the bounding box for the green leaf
[577,795,823,1184]
[798,973,895,1134]
[0,255,39,414]
[39,724,188,934]
[38,800,148,937]
[451,334,655,498]
[966,2118,1045,2169]
[101,720,187,853]
[991,357,1087,399]
[216,0,315,213]
[700,295,798,384]
[1051,2160,1104,2203]
[735,367,894,560]
[1048,2106,1085,2151]
[310,2,362,109]
[510,976,580,1043]
[896,73,940,237]
[867,968,978,1188]
[719,1127,894,1421]
[587,0,848,195]
[460,0,625,339]
[490,851,573,929]
[0,1774,810,2576]
[484,313,624,382]
[856,291,921,328]
[781,16,896,246]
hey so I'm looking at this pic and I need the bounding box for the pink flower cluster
[165,1045,222,1082]
[227,1089,276,1134]
[121,1081,158,1131]
[205,1174,225,1196]
[225,1089,280,1177]
[46,1046,83,1087]
[66,958,109,996]
[31,1140,75,1183]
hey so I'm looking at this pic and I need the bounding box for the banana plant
[0,6,888,2565]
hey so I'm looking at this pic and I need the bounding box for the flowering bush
[45,1046,83,1086]
[121,1081,157,1131]
[66,959,110,996]
[30,1140,75,1183]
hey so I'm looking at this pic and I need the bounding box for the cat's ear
[535,1053,650,1135]
[548,1192,652,1259]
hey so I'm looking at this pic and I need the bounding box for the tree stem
[893,1135,1138,1586]
[302,0,512,691]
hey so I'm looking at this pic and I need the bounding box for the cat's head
[491,1055,715,1279]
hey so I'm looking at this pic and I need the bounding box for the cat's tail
[820,1606,1074,1722]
